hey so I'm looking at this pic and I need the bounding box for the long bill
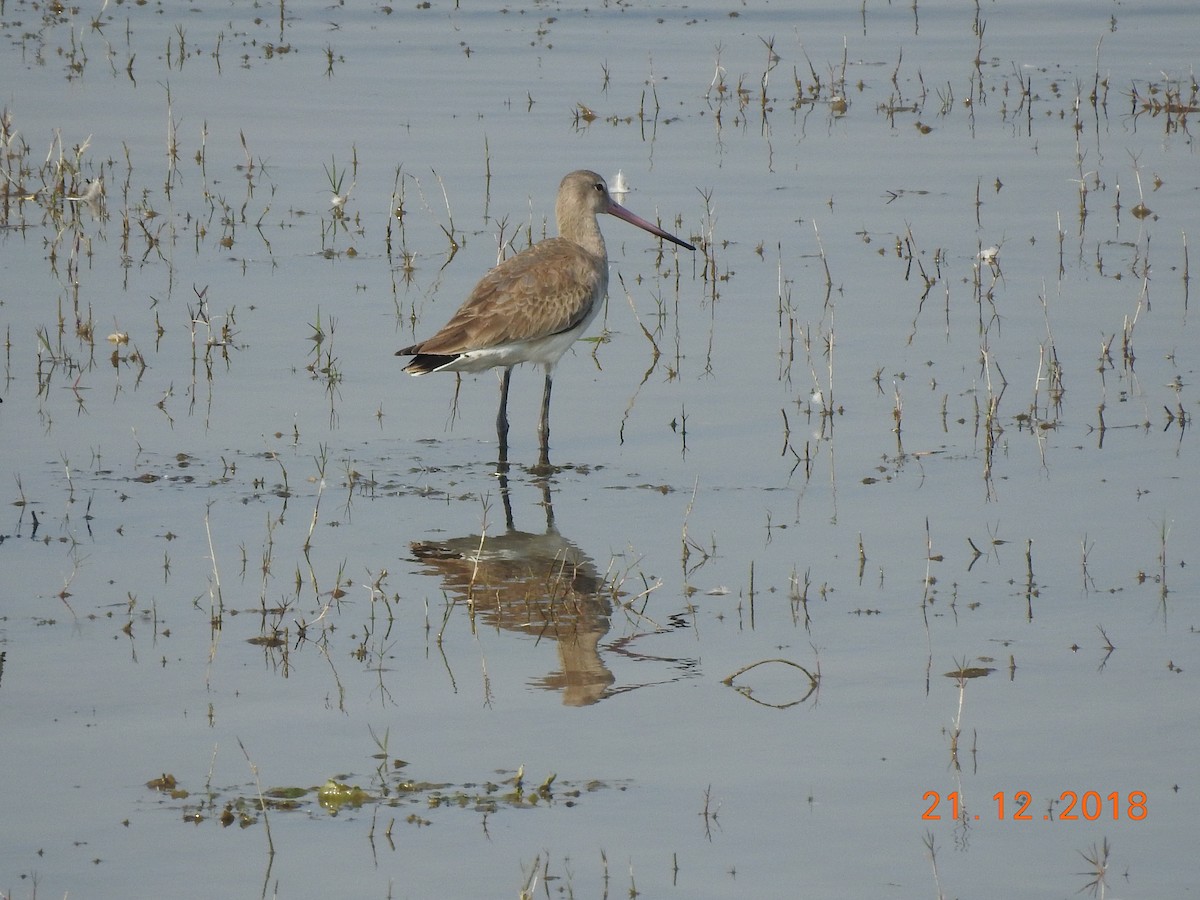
[607,203,695,251]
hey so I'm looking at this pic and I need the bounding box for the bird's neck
[558,213,606,260]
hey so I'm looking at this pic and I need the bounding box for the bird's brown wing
[404,238,604,357]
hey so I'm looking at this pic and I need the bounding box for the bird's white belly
[450,302,600,372]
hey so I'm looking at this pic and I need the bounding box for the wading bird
[397,170,694,469]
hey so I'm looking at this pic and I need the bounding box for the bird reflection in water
[410,473,616,706]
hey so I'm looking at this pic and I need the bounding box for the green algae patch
[318,779,373,813]
[150,766,622,830]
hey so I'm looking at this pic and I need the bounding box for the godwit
[397,169,694,468]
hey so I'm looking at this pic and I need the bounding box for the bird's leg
[497,366,513,469]
[537,365,553,470]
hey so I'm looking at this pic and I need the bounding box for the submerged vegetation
[145,761,594,827]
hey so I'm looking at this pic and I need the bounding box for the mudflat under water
[1,1,1196,897]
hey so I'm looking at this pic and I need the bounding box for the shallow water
[1,1,1197,897]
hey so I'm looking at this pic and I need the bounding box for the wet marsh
[1,1,1197,897]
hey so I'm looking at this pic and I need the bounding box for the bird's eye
[593,181,605,193]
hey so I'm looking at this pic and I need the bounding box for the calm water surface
[1,1,1196,897]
